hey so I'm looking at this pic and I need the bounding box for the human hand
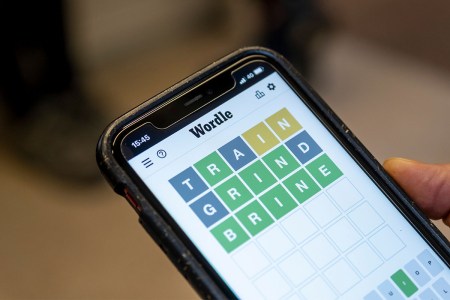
[383,158,450,226]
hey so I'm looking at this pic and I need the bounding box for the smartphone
[97,47,450,299]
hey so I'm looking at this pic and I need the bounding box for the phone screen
[121,61,449,299]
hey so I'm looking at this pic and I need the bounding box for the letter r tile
[236,200,274,236]
[194,152,232,186]
[169,167,208,202]
[215,176,253,211]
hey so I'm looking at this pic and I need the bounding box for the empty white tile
[284,293,302,300]
[327,178,363,211]
[348,202,384,235]
[257,227,294,261]
[279,251,316,286]
[282,209,318,244]
[232,242,270,278]
[324,259,360,294]
[254,269,291,299]
[300,276,337,300]
[369,226,405,260]
[302,234,339,269]
[347,243,383,276]
[304,193,340,227]
[325,217,362,252]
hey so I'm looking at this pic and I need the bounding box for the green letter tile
[211,217,249,253]
[306,154,342,188]
[238,160,277,195]
[236,200,274,236]
[259,185,298,219]
[215,176,253,211]
[263,145,300,180]
[194,152,232,186]
[283,169,320,204]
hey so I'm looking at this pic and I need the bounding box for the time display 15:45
[131,134,150,148]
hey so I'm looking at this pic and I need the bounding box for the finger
[444,215,450,227]
[383,158,450,220]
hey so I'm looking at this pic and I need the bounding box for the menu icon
[142,157,153,168]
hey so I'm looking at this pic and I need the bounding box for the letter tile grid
[168,108,439,299]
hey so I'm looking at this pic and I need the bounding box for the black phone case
[97,47,450,299]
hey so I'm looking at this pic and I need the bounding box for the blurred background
[0,0,449,299]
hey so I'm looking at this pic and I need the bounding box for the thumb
[383,158,450,225]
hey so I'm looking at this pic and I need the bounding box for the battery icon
[253,66,264,75]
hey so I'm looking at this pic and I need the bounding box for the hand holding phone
[384,158,450,222]
[97,47,450,299]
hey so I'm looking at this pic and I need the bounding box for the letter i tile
[239,160,277,195]
[242,122,279,155]
[259,185,298,219]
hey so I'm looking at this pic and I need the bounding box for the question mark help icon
[157,149,167,158]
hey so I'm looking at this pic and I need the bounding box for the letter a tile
[218,136,256,171]
[236,200,274,236]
